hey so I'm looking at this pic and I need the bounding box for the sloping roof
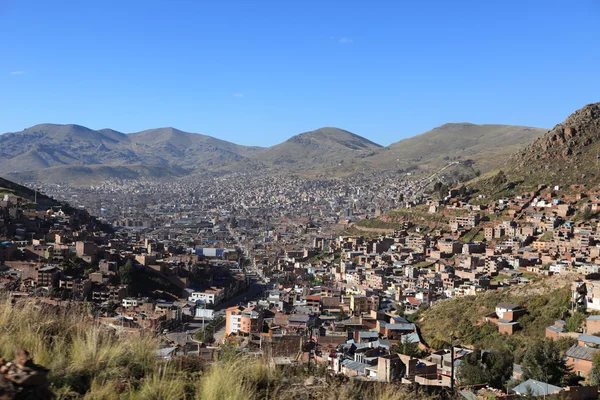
[374,339,392,349]
[341,359,369,372]
[386,323,416,331]
[402,332,420,344]
[498,320,519,325]
[546,325,564,333]
[288,314,310,323]
[512,379,563,396]
[496,302,521,310]
[156,346,178,358]
[406,297,420,305]
[359,331,379,339]
[578,334,600,346]
[566,345,598,361]
[513,364,523,375]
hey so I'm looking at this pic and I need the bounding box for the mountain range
[0,121,548,184]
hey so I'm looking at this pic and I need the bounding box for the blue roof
[402,332,420,344]
[341,359,369,372]
[386,323,416,331]
[578,334,600,345]
[546,325,564,333]
[588,315,600,321]
[359,331,379,339]
[512,379,563,396]
[513,364,523,375]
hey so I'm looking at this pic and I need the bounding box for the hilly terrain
[243,127,382,173]
[366,123,547,174]
[0,124,263,182]
[508,102,600,185]
[0,121,548,185]
[473,102,600,195]
[0,176,61,208]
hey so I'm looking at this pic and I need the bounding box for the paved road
[187,224,266,341]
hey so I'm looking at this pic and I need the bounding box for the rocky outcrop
[506,102,600,185]
[0,349,52,399]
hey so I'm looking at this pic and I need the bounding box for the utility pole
[450,346,455,392]
[450,334,456,393]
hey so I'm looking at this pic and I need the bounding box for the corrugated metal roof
[386,323,416,330]
[513,379,563,396]
[513,363,523,375]
[496,302,521,310]
[578,334,600,345]
[546,325,564,333]
[341,359,369,372]
[359,331,379,338]
[566,345,598,361]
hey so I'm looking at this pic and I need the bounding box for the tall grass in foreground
[0,298,444,399]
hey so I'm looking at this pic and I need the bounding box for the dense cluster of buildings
[7,174,600,398]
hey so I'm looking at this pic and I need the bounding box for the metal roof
[359,331,379,338]
[341,359,369,372]
[386,323,416,330]
[496,302,521,310]
[578,334,600,345]
[512,379,563,396]
[546,325,564,333]
[566,345,598,361]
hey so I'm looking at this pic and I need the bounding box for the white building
[122,298,139,308]
[188,288,224,305]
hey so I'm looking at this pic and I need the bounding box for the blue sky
[1,0,599,147]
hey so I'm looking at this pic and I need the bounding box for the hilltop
[473,102,600,195]
[366,123,546,174]
[246,127,382,172]
[0,176,59,208]
[508,102,600,186]
[0,121,547,185]
[0,124,262,181]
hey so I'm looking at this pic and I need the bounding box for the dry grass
[0,297,445,399]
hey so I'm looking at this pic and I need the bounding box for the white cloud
[339,37,353,44]
[233,93,244,97]
[10,71,25,75]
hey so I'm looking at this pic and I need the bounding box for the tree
[395,302,406,317]
[392,336,424,358]
[456,349,513,389]
[484,349,514,389]
[587,352,600,386]
[491,170,507,187]
[335,310,347,321]
[118,260,136,285]
[582,206,593,222]
[456,350,488,386]
[565,312,586,332]
[522,340,571,385]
